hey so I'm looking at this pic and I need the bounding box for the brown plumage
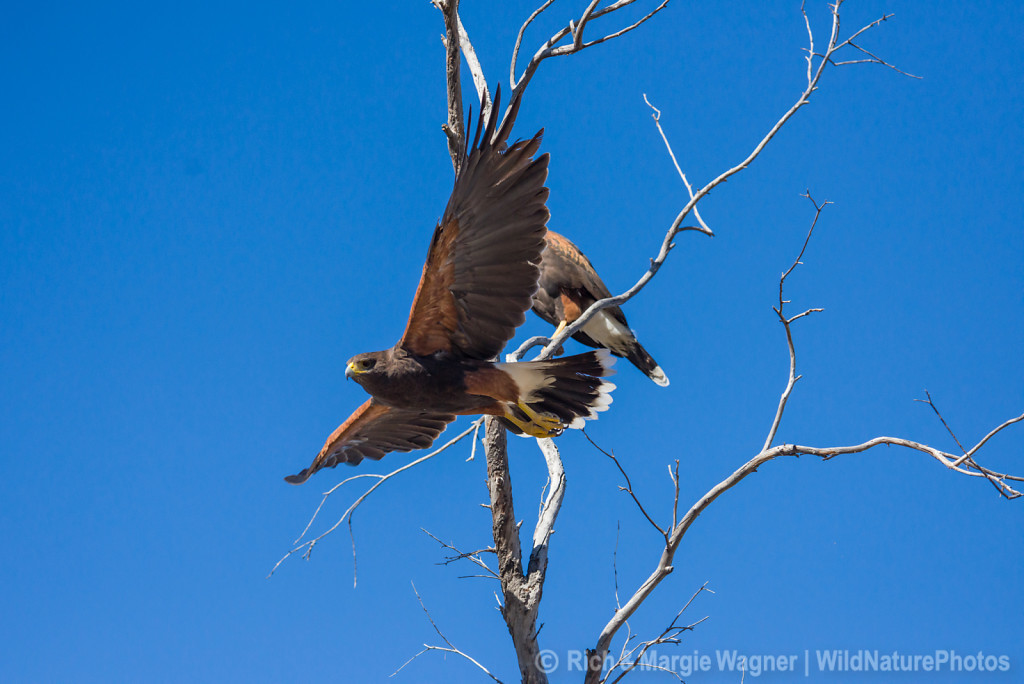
[286,94,616,485]
[532,231,669,387]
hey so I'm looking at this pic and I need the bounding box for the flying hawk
[532,230,668,386]
[286,98,616,484]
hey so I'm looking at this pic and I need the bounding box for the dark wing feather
[285,399,455,484]
[400,88,550,360]
[535,231,630,327]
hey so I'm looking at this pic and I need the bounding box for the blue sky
[2,1,1021,682]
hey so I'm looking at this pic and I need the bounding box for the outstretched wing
[400,89,550,360]
[285,399,455,484]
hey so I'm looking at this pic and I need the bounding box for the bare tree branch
[643,94,711,235]
[466,417,484,461]
[584,430,666,539]
[433,0,465,171]
[914,392,1024,497]
[422,528,500,580]
[603,582,712,684]
[585,176,1022,684]
[391,582,505,683]
[763,191,829,452]
[530,437,566,575]
[510,335,551,361]
[511,0,557,90]
[587,415,1024,681]
[571,1,603,51]
[558,1,673,54]
[270,419,482,581]
[503,0,674,140]
[541,2,918,366]
[915,390,968,455]
[965,414,1024,461]
[457,12,492,118]
[479,419,566,684]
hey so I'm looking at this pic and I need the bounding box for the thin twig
[669,460,680,532]
[915,390,968,454]
[390,583,505,682]
[584,430,666,539]
[613,522,622,610]
[510,0,557,88]
[915,392,1024,495]
[422,528,500,579]
[604,582,712,684]
[502,0,674,139]
[643,94,711,234]
[763,191,830,452]
[270,420,482,580]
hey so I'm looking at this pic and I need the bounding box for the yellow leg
[553,319,567,338]
[503,401,564,438]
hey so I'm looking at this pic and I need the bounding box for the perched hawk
[286,98,616,485]
[532,231,668,387]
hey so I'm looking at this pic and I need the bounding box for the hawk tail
[622,340,669,387]
[577,309,669,387]
[496,350,616,437]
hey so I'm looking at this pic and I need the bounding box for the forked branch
[421,4,980,684]
[507,0,674,133]
[585,189,1022,684]
[271,419,482,583]
[602,582,712,684]
[541,0,914,364]
[763,192,829,453]
[392,582,505,682]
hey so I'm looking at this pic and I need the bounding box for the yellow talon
[553,320,567,338]
[503,401,564,438]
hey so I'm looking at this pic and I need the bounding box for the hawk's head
[345,351,386,385]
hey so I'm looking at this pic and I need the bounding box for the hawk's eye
[359,359,376,371]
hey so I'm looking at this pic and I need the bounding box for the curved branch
[501,0,674,140]
[270,419,481,581]
[554,0,672,55]
[643,94,711,234]
[392,582,505,682]
[510,0,557,89]
[603,582,711,684]
[584,430,667,540]
[586,414,1024,682]
[762,192,830,452]
[537,1,908,364]
[571,1,603,51]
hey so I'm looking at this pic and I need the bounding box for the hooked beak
[345,362,356,380]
